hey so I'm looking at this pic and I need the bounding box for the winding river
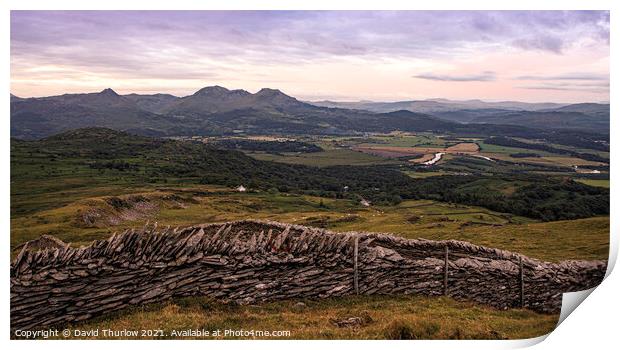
[422,152,445,165]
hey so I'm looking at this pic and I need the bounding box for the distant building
[236,185,247,192]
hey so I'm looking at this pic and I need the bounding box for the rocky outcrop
[10,220,607,330]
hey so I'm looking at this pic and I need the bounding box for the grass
[306,136,601,174]
[357,134,451,148]
[477,141,552,155]
[50,295,558,340]
[513,137,610,158]
[247,148,399,167]
[11,189,609,262]
[485,153,605,168]
[403,170,448,178]
[477,140,608,168]
[575,179,610,188]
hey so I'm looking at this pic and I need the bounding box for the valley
[9,9,611,341]
[9,87,610,340]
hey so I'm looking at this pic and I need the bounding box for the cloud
[517,84,608,93]
[512,36,565,54]
[515,73,608,81]
[513,73,610,94]
[9,11,610,100]
[10,11,610,69]
[413,71,496,82]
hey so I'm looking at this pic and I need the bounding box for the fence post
[519,256,524,308]
[353,236,359,295]
[444,245,449,295]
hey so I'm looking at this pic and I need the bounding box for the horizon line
[9,86,609,105]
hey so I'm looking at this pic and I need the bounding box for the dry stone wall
[10,220,607,330]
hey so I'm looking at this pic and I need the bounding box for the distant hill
[541,103,610,116]
[10,94,24,102]
[10,89,179,139]
[469,108,609,133]
[309,99,566,113]
[310,99,609,134]
[10,86,609,141]
[10,86,465,139]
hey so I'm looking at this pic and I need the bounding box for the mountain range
[10,86,456,139]
[10,86,610,140]
[309,99,609,133]
[309,99,568,113]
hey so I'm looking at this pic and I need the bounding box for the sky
[10,11,610,103]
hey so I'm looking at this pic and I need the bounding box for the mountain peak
[255,88,299,103]
[99,88,119,96]
[194,85,230,96]
[256,88,284,96]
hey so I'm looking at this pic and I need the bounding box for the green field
[247,148,399,167]
[403,170,448,178]
[477,141,553,155]
[513,137,611,158]
[575,179,610,188]
[11,188,609,262]
[356,134,452,148]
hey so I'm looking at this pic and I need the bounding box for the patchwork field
[352,142,480,160]
[485,153,605,167]
[235,134,607,184]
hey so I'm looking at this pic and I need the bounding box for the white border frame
[2,1,616,349]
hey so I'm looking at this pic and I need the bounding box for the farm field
[355,134,451,148]
[353,143,471,155]
[345,134,601,169]
[228,134,607,184]
[484,153,605,167]
[512,137,611,158]
[477,141,553,155]
[403,170,448,178]
[247,148,399,167]
[575,179,610,188]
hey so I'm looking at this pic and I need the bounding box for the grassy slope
[11,188,571,340]
[11,189,609,262]
[53,295,557,340]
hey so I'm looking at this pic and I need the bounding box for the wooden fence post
[353,236,359,295]
[519,256,524,308]
[444,245,449,295]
